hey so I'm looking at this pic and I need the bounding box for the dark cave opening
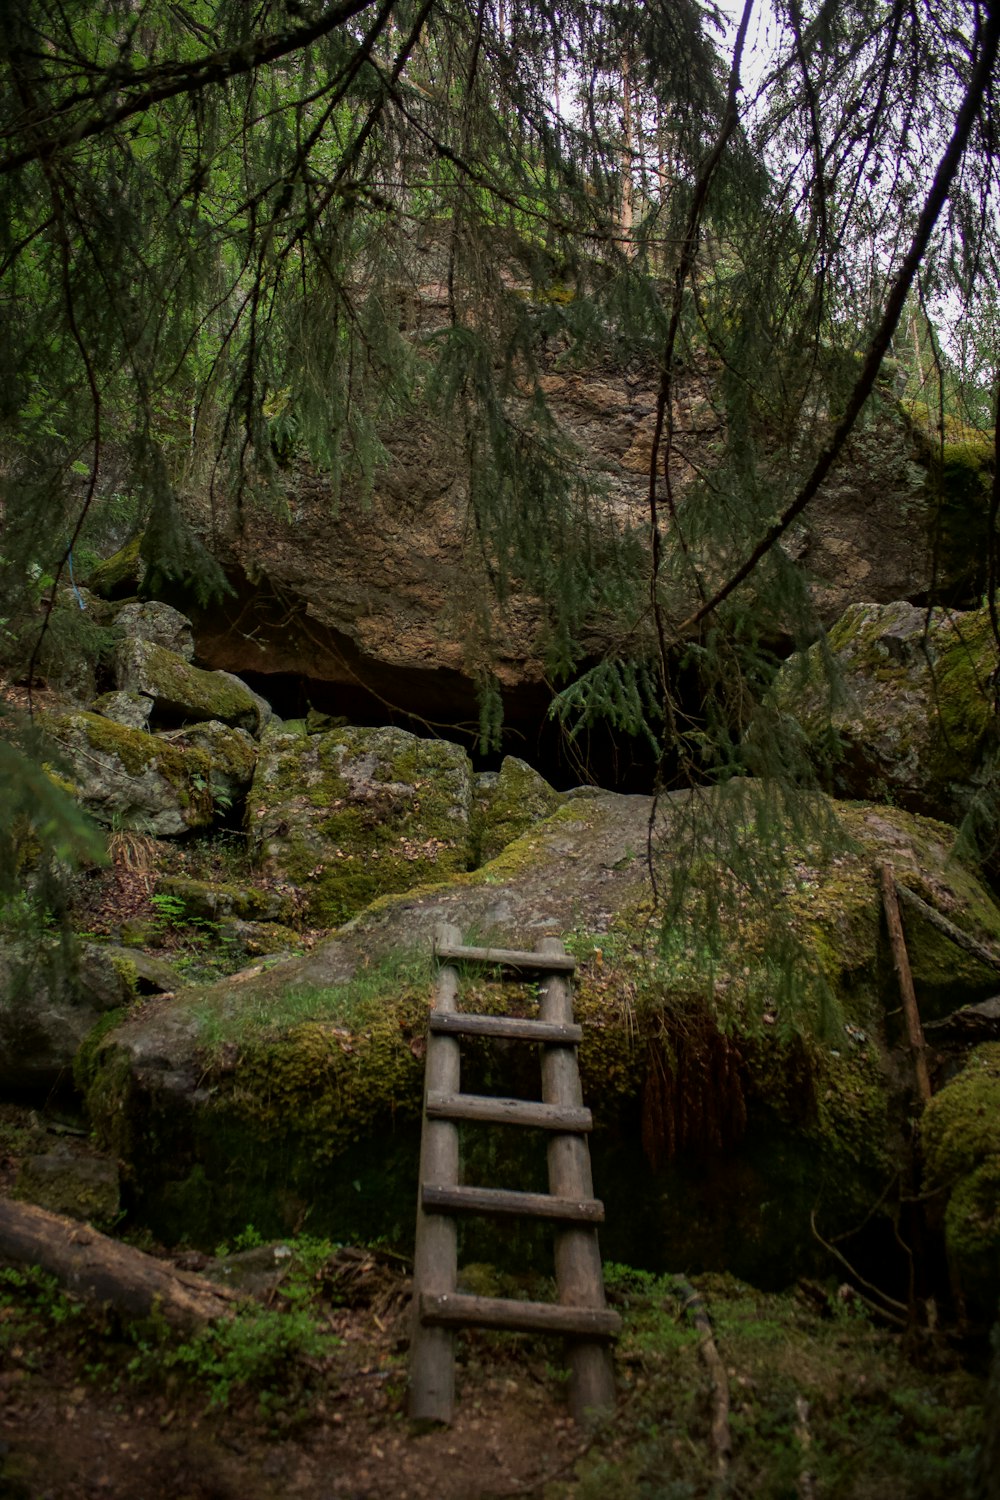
[232,666,665,794]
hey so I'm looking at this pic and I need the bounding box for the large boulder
[157,721,258,811]
[114,638,267,733]
[770,601,998,822]
[80,783,1000,1288]
[246,722,474,927]
[113,600,195,661]
[41,710,216,835]
[0,938,140,1091]
[922,1043,1000,1322]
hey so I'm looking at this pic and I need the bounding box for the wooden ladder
[409,922,620,1425]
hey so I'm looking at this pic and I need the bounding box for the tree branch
[0,0,382,176]
[677,1,1000,636]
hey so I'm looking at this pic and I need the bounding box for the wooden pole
[537,936,616,1423]
[408,922,462,1423]
[880,863,933,1105]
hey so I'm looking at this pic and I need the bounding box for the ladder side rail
[537,936,617,1423]
[409,922,463,1423]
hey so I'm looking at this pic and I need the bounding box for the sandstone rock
[246,722,474,927]
[113,600,195,661]
[472,755,563,864]
[42,709,215,835]
[114,638,266,733]
[178,378,990,726]
[769,601,998,822]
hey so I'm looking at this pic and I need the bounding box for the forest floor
[0,1104,990,1500]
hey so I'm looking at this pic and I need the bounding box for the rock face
[770,601,998,823]
[166,375,992,724]
[81,784,1000,1291]
[246,723,475,926]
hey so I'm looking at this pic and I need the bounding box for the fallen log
[894,881,1000,974]
[0,1198,238,1331]
[675,1276,731,1487]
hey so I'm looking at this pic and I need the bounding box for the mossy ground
[0,1241,987,1500]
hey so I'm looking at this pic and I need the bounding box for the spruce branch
[677,0,1000,637]
[0,0,382,176]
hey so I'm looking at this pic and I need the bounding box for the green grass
[188,948,433,1051]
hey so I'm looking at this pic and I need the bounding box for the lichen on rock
[246,723,474,926]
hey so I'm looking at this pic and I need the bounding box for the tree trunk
[0,1199,238,1331]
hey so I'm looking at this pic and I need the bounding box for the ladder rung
[429,1013,582,1044]
[419,1292,621,1339]
[426,1091,592,1132]
[434,942,576,974]
[422,1183,605,1223]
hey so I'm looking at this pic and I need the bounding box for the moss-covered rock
[79,783,1000,1274]
[40,709,216,835]
[155,874,295,925]
[115,638,266,733]
[770,601,998,822]
[157,720,258,811]
[246,723,474,927]
[84,534,145,600]
[919,427,995,597]
[922,1043,1000,1318]
[472,755,564,864]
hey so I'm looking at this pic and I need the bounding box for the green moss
[922,1044,1000,1313]
[73,1008,129,1096]
[472,757,564,865]
[108,954,139,1000]
[923,1044,1000,1189]
[249,726,472,926]
[84,535,143,599]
